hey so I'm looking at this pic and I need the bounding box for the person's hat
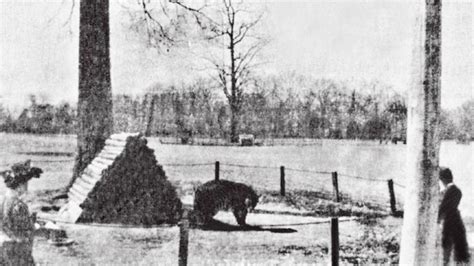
[1,160,43,189]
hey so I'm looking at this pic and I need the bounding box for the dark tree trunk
[145,94,157,137]
[230,104,239,143]
[69,0,113,188]
[229,26,240,144]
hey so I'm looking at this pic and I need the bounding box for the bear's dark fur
[194,180,258,226]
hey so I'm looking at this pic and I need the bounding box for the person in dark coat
[0,160,42,266]
[438,167,470,265]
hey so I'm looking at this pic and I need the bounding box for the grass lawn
[1,133,472,264]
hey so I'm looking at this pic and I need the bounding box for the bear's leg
[233,208,248,226]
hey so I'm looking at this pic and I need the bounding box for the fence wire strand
[254,217,358,227]
[393,181,406,188]
[37,216,175,229]
[220,163,276,170]
[285,167,332,175]
[162,163,214,167]
[337,173,387,183]
[37,215,359,229]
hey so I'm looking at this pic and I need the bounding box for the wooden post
[280,166,285,196]
[178,213,190,266]
[215,161,220,181]
[399,0,442,264]
[332,172,340,202]
[387,179,397,215]
[330,217,339,266]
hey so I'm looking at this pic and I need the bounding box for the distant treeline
[1,78,472,141]
[0,96,76,134]
[114,80,409,141]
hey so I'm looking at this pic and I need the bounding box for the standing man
[438,167,470,265]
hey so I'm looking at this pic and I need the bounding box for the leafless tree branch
[173,1,223,30]
[62,0,76,27]
[141,0,174,42]
[235,41,264,73]
[233,13,262,45]
[166,0,268,142]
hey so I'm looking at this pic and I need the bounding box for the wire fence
[162,163,214,167]
[1,157,405,211]
[283,167,333,175]
[393,181,406,188]
[160,161,406,213]
[37,216,176,229]
[36,214,359,229]
[1,158,398,265]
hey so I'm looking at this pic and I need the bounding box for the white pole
[399,0,442,264]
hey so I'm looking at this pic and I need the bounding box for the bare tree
[177,0,267,143]
[133,0,267,143]
[69,0,113,187]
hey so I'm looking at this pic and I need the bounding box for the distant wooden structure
[238,134,255,146]
[58,133,182,224]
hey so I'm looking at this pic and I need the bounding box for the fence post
[280,166,285,196]
[215,161,220,181]
[387,179,397,215]
[178,211,190,266]
[330,217,339,266]
[332,172,340,202]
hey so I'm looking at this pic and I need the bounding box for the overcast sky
[0,0,472,113]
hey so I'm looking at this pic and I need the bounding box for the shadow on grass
[260,190,390,218]
[196,219,297,234]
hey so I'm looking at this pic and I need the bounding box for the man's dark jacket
[438,184,470,263]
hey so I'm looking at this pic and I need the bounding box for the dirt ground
[22,186,474,265]
[24,187,389,264]
[29,197,474,265]
[33,210,365,265]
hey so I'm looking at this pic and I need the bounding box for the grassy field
[0,133,472,264]
[2,133,470,215]
[148,138,473,216]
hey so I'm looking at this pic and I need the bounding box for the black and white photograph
[0,0,472,264]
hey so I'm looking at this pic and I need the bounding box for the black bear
[194,180,258,226]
